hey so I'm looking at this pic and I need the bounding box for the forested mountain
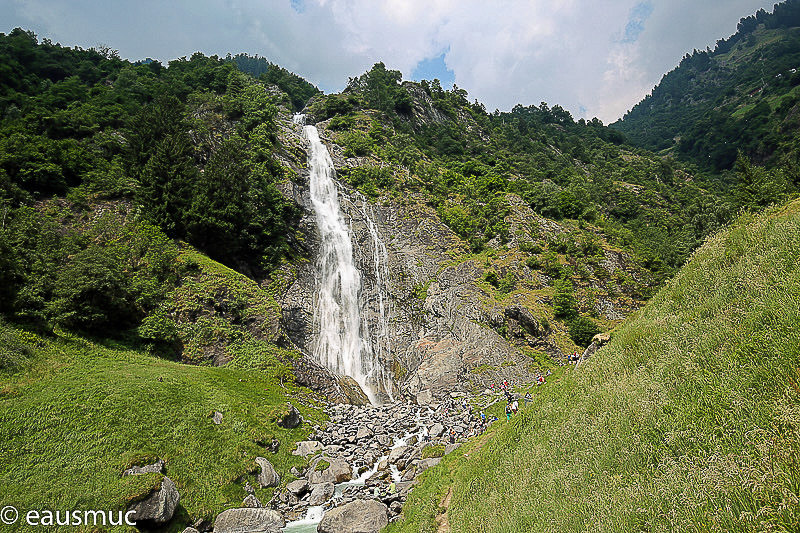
[1,10,799,530]
[308,63,726,279]
[614,0,800,178]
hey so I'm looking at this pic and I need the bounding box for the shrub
[568,315,600,347]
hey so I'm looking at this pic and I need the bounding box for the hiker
[480,411,486,424]
[511,399,519,413]
[505,403,513,421]
[524,392,532,406]
[449,429,456,444]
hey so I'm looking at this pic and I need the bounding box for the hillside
[614,0,800,178]
[389,198,800,532]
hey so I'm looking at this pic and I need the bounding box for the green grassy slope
[0,319,323,532]
[389,198,800,532]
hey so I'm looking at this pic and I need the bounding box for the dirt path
[436,486,453,533]
[435,429,494,532]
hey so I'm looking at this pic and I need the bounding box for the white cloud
[0,0,778,122]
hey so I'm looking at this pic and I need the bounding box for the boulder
[182,528,199,533]
[214,508,284,533]
[308,482,335,505]
[387,445,410,465]
[429,422,445,438]
[415,389,433,405]
[255,457,280,488]
[242,494,262,508]
[122,459,164,477]
[126,476,180,524]
[292,440,323,457]
[308,456,352,484]
[356,427,374,440]
[277,403,302,429]
[286,479,309,496]
[212,411,224,425]
[317,499,389,533]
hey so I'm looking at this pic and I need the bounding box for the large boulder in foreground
[214,508,284,533]
[317,499,389,533]
[126,476,180,524]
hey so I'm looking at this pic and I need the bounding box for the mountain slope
[614,0,800,175]
[389,198,800,532]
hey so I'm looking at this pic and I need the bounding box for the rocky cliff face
[270,110,648,403]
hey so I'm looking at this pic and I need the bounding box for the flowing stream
[299,115,390,404]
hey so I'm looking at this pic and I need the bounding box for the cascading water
[298,115,391,405]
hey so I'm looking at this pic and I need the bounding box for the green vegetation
[0,318,323,531]
[614,0,800,189]
[313,62,727,281]
[0,29,298,280]
[421,444,445,459]
[227,53,320,111]
[391,199,800,532]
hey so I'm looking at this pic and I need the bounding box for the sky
[0,0,779,123]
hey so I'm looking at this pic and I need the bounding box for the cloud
[0,0,778,122]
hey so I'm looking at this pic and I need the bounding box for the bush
[568,315,600,347]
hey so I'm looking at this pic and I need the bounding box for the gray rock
[212,411,223,425]
[292,440,323,456]
[317,499,389,533]
[278,403,302,429]
[286,479,309,496]
[126,476,179,524]
[308,482,335,505]
[376,434,391,447]
[356,427,374,440]
[417,457,441,472]
[255,457,280,488]
[182,528,200,533]
[122,459,165,477]
[415,389,433,405]
[214,508,285,533]
[429,422,445,438]
[308,456,352,484]
[387,445,410,465]
[243,494,262,508]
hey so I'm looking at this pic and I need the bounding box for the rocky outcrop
[126,476,180,524]
[579,332,611,364]
[213,508,284,533]
[308,482,335,505]
[317,499,388,533]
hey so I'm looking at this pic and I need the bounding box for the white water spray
[300,117,389,404]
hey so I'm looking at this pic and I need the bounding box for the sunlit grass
[390,200,800,532]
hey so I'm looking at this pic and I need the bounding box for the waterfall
[299,117,390,405]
